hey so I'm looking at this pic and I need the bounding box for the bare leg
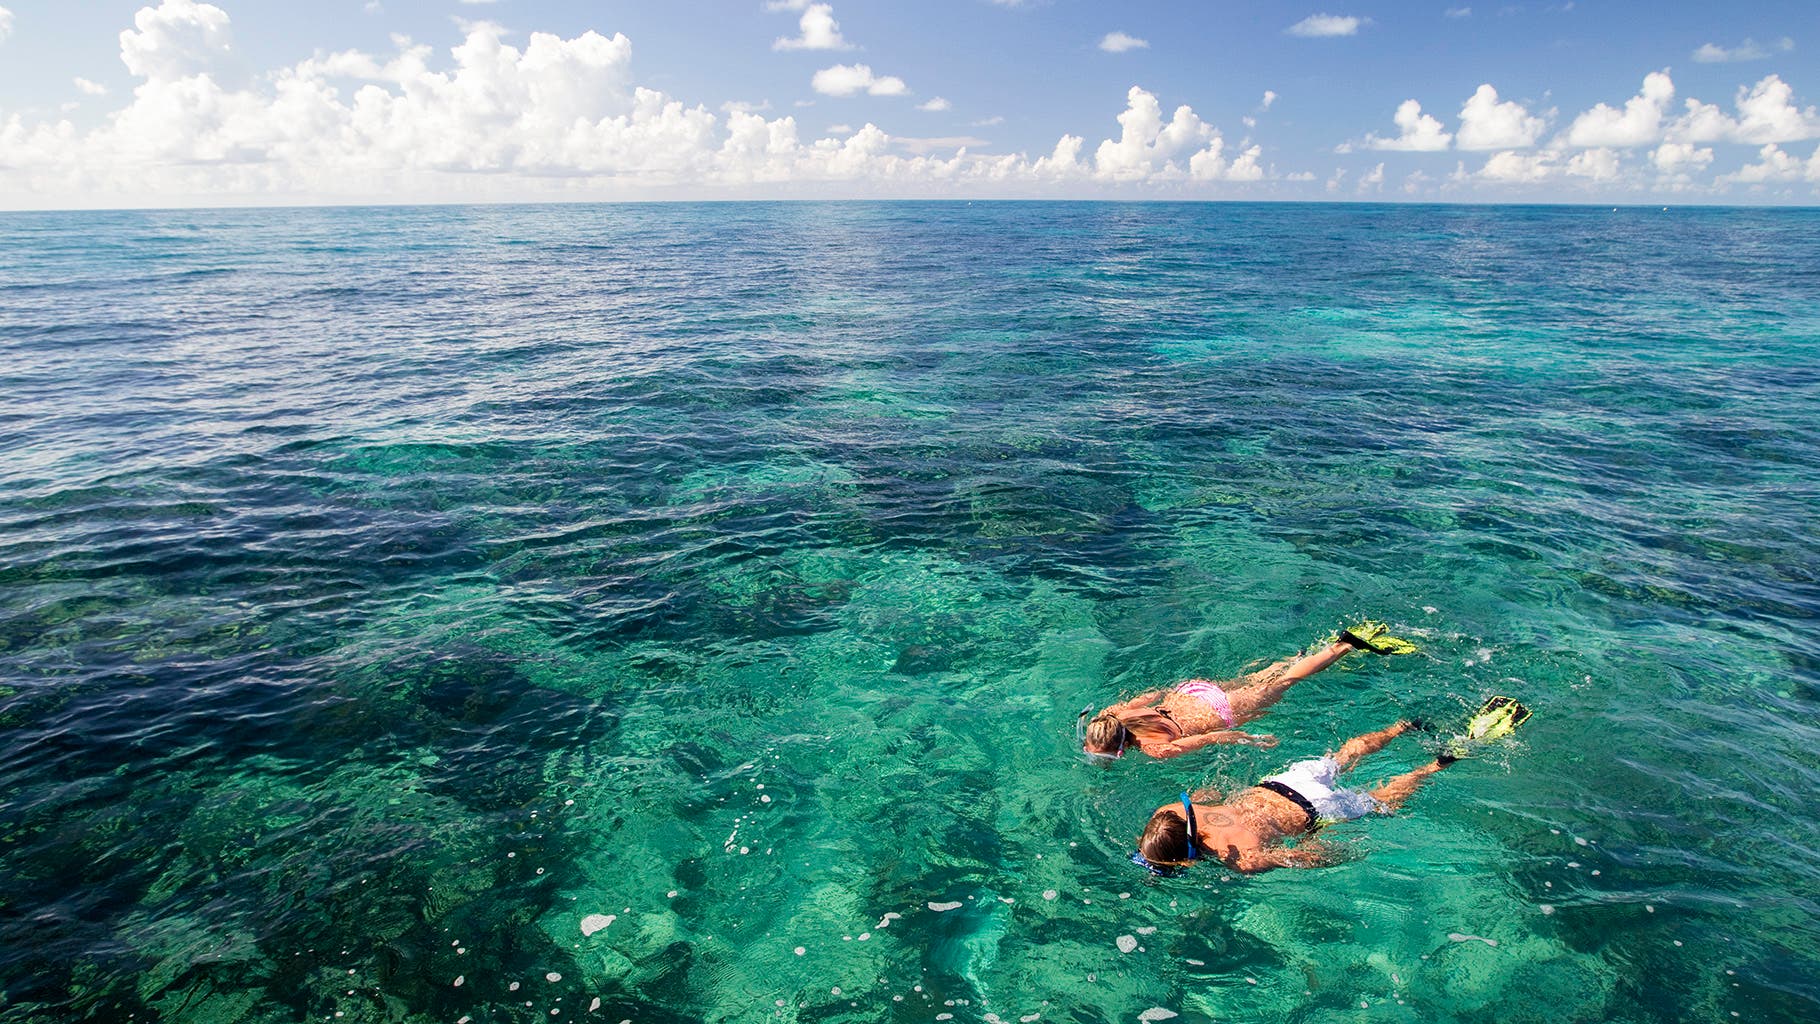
[1331,720,1415,770]
[1225,641,1357,722]
[1368,760,1448,811]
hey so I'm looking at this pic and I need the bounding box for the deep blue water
[1,201,1818,1023]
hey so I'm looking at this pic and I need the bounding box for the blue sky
[0,0,1815,208]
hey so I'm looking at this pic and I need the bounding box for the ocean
[1,201,1817,1023]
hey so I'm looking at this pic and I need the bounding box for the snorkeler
[1130,697,1531,876]
[1080,621,1419,760]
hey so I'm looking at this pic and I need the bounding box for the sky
[0,0,1816,209]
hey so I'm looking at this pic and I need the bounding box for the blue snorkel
[1131,792,1199,876]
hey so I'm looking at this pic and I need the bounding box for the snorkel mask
[1130,793,1199,877]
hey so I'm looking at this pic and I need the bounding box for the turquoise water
[1,201,1817,1023]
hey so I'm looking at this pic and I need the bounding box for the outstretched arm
[1240,842,1339,873]
[1145,730,1278,759]
[1107,689,1170,714]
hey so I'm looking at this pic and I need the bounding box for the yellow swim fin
[1464,695,1532,741]
[1337,620,1421,656]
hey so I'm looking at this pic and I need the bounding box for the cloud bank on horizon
[0,0,1815,208]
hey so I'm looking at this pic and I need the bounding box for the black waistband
[1257,780,1320,833]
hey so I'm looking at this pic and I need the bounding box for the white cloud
[1365,99,1452,151]
[1728,75,1820,142]
[1667,75,1820,145]
[971,115,1004,127]
[1720,143,1810,184]
[722,99,772,114]
[917,97,951,112]
[1094,85,1214,180]
[765,0,811,10]
[774,3,849,51]
[119,0,235,81]
[1359,161,1385,191]
[75,77,110,96]
[0,6,13,44]
[0,6,1288,206]
[1242,115,1256,128]
[1651,142,1712,176]
[1477,149,1559,182]
[1099,31,1148,53]
[1287,14,1364,37]
[1565,69,1673,147]
[1456,83,1546,150]
[1692,37,1793,63]
[1566,147,1621,181]
[811,63,908,97]
[1403,169,1432,193]
[1260,89,1278,110]
[1444,6,1471,17]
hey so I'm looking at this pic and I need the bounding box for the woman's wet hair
[1082,713,1127,754]
[1139,808,1192,864]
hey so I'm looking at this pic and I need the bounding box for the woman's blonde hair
[1082,707,1177,755]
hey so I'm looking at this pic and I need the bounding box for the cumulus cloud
[1287,14,1364,37]
[1719,143,1816,184]
[1365,99,1452,151]
[1557,72,1820,149]
[916,97,951,112]
[1359,161,1385,191]
[1476,150,1559,183]
[0,4,1282,206]
[1651,142,1712,176]
[1668,75,1820,144]
[811,63,908,97]
[774,3,849,51]
[119,0,235,81]
[1565,70,1673,147]
[1456,84,1546,150]
[1261,90,1278,110]
[0,6,13,44]
[1692,37,1793,63]
[1566,147,1621,181]
[75,77,110,96]
[1099,31,1148,53]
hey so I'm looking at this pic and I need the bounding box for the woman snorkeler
[1079,621,1418,761]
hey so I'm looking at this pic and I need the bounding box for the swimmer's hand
[1233,732,1278,749]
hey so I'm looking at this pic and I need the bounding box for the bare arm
[1107,689,1170,714]
[1237,842,1339,873]
[1143,730,1278,759]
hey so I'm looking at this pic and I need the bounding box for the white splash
[580,914,616,936]
[1138,1010,1178,1022]
[876,912,903,928]
[928,901,963,912]
[1116,935,1139,954]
